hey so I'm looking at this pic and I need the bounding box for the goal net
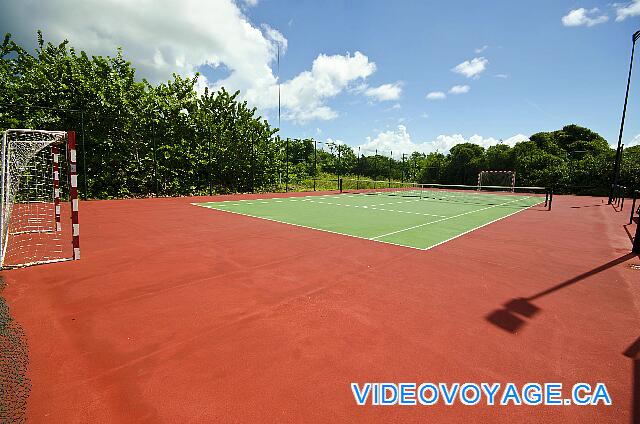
[477,170,516,192]
[1,129,80,268]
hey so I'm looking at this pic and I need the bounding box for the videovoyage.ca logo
[350,382,612,406]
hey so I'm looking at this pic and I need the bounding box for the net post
[68,131,80,260]
[621,186,626,209]
[545,189,549,208]
[52,145,61,231]
[630,191,638,225]
[339,178,343,193]
[634,213,640,253]
[548,188,553,211]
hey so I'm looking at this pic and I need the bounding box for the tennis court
[195,184,548,250]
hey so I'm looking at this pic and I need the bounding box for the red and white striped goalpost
[68,131,80,260]
[0,129,80,268]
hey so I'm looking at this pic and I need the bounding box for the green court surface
[195,190,545,250]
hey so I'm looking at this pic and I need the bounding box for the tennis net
[340,178,551,209]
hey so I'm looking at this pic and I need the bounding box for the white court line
[422,200,543,252]
[303,199,447,218]
[370,196,531,240]
[191,197,543,251]
[191,202,425,251]
[366,198,421,207]
[202,193,451,218]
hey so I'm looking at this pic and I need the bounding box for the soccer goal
[0,129,80,268]
[477,170,516,192]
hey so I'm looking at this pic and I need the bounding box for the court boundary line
[191,202,426,251]
[422,200,543,251]
[300,198,448,218]
[192,196,544,251]
[370,196,532,240]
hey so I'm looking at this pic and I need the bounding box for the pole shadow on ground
[486,253,639,423]
[486,252,638,333]
[623,337,640,424]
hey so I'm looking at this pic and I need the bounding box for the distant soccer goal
[477,170,516,192]
[1,129,80,268]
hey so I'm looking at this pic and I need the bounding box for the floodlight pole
[338,145,342,177]
[388,151,392,187]
[152,119,159,197]
[609,30,640,204]
[357,146,361,184]
[402,153,406,183]
[80,110,88,199]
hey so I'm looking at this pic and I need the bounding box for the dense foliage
[1,33,637,198]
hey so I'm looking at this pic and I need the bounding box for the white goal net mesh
[477,170,516,192]
[1,129,72,268]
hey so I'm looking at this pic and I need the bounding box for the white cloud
[363,82,403,101]
[475,45,488,54]
[616,0,640,21]
[261,24,288,53]
[242,0,259,6]
[452,57,488,79]
[266,51,376,123]
[389,103,401,110]
[561,8,609,27]
[494,73,509,79]
[449,84,470,94]
[0,0,380,125]
[426,91,446,100]
[420,113,429,119]
[628,134,640,146]
[357,125,529,156]
[358,125,415,155]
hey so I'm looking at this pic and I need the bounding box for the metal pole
[609,31,640,204]
[152,120,159,197]
[357,146,361,188]
[208,127,212,196]
[402,153,406,183]
[251,127,255,193]
[314,139,317,191]
[634,206,640,252]
[285,137,289,192]
[81,111,88,199]
[631,191,638,225]
[338,145,342,188]
[388,151,392,187]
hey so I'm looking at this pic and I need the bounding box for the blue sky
[2,0,640,155]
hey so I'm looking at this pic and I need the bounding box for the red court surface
[1,192,639,423]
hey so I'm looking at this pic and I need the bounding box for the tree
[418,152,446,183]
[446,143,485,184]
[485,144,514,171]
